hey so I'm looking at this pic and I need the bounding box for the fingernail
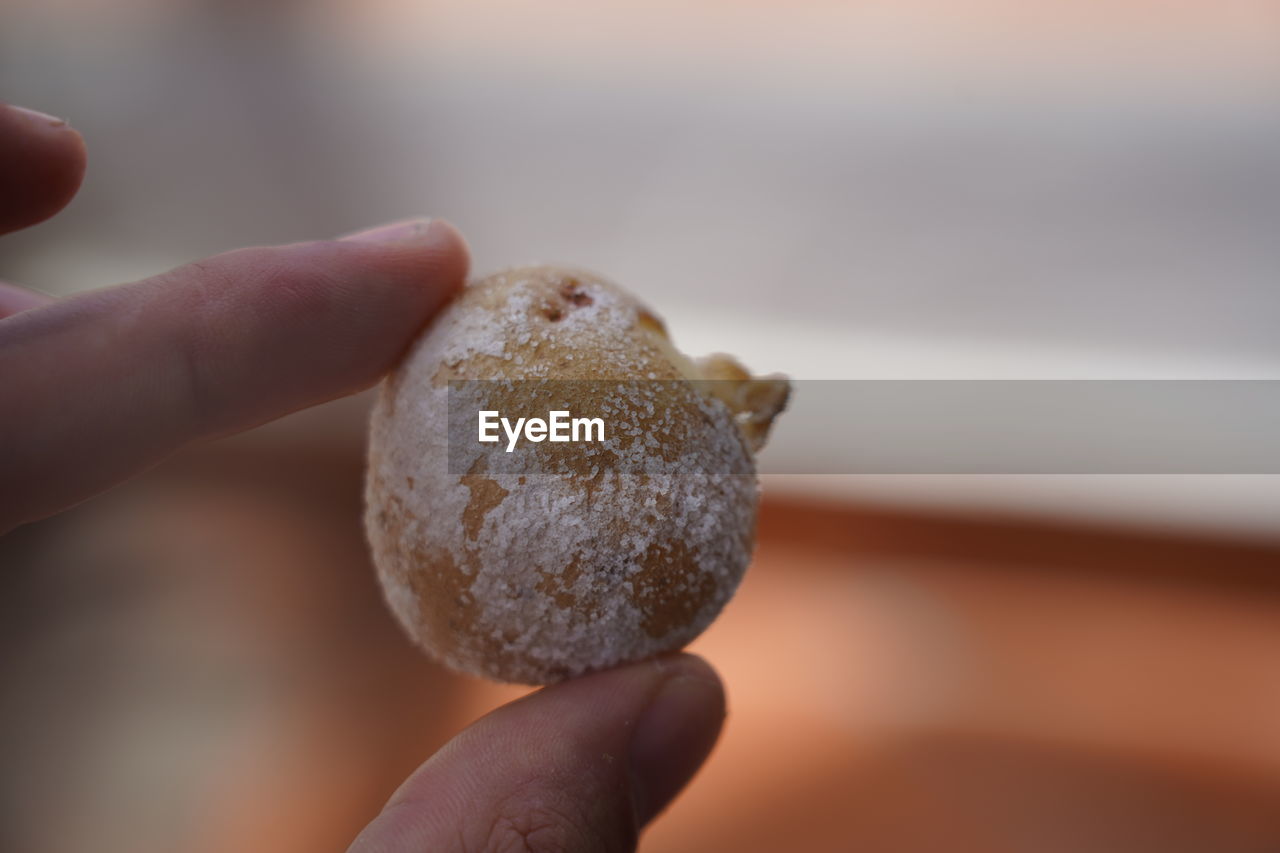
[628,656,726,825]
[340,217,433,244]
[7,104,68,128]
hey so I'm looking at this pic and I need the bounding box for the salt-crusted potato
[365,265,788,683]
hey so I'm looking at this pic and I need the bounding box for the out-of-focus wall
[5,0,1279,363]
[12,0,1278,532]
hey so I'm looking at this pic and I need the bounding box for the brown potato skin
[365,266,763,684]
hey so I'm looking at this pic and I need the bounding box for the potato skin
[365,266,758,684]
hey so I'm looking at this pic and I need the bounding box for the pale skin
[0,100,725,852]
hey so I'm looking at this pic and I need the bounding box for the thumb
[349,653,726,853]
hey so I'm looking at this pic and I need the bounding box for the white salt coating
[364,266,765,684]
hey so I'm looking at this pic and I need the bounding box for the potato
[365,266,788,683]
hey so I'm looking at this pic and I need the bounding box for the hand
[0,101,727,852]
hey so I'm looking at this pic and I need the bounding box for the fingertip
[41,118,88,210]
[0,103,87,233]
[649,651,724,687]
[628,654,727,825]
[419,218,471,295]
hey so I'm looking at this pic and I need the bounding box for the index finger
[0,219,468,531]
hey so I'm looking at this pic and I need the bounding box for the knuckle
[157,247,331,429]
[251,248,339,325]
[180,246,323,317]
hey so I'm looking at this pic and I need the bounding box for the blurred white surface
[2,0,1278,534]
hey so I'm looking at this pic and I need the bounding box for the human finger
[0,102,87,234]
[348,653,726,853]
[0,218,468,531]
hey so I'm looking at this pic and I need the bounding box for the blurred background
[3,0,1280,850]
